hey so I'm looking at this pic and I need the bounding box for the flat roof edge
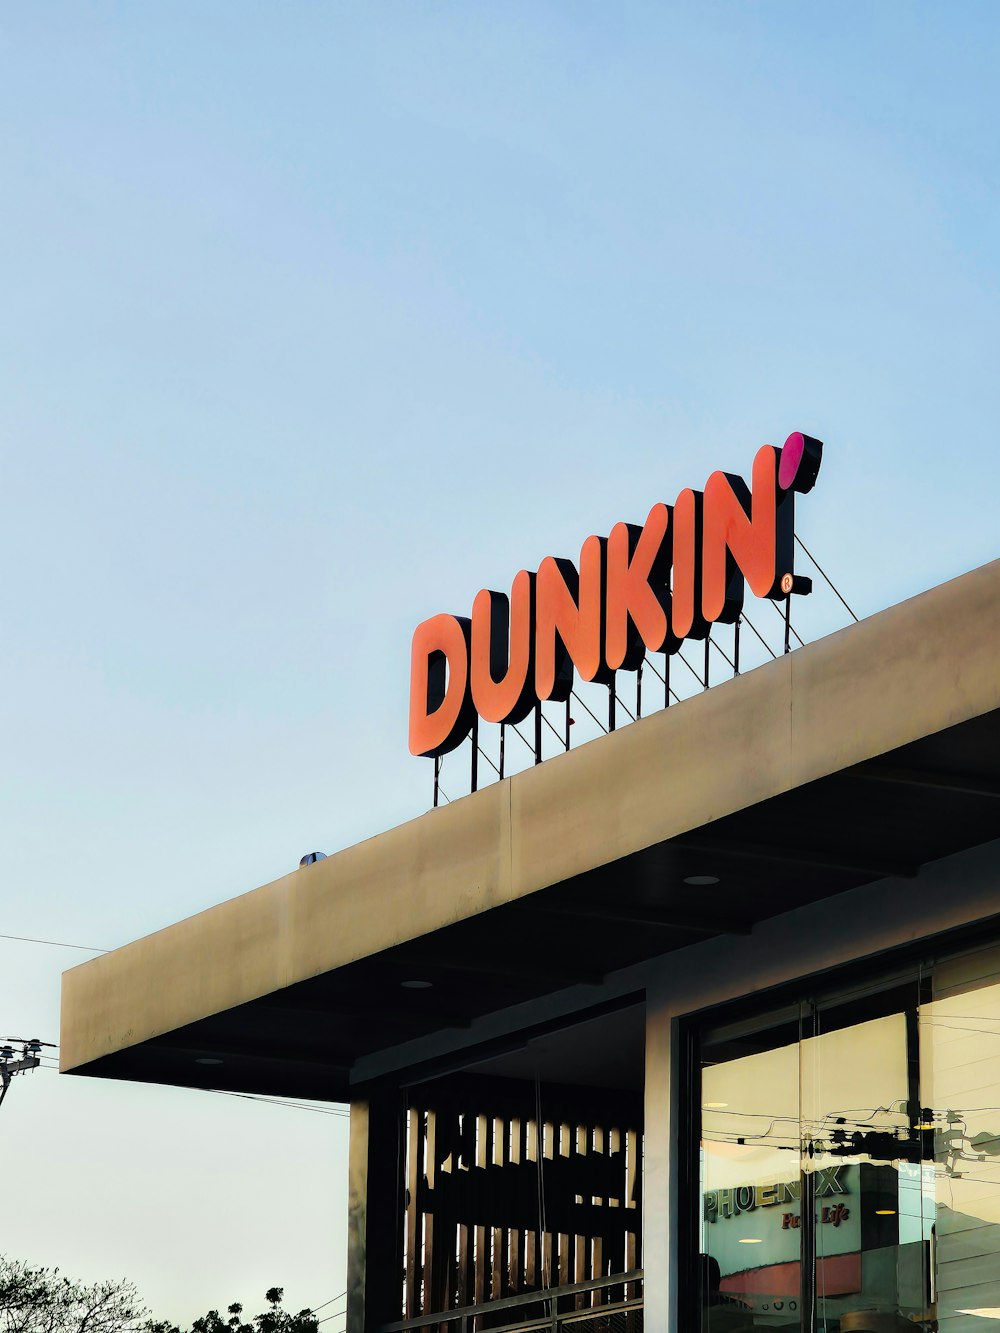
[61,558,1000,1073]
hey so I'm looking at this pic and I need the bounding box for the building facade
[61,558,1000,1333]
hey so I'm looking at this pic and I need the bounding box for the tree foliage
[0,1256,147,1333]
[149,1289,318,1333]
[0,1258,319,1333]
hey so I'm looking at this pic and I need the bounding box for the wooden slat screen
[402,1073,642,1318]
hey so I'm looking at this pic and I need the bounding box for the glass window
[695,946,1000,1333]
[701,1008,805,1333]
[922,944,1000,1333]
[698,986,923,1333]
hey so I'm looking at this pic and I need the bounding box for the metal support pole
[534,703,542,765]
[499,723,506,779]
[704,634,711,689]
[608,681,616,732]
[636,662,643,718]
[784,596,792,654]
[564,697,571,751]
[665,653,671,708]
[433,755,440,808]
[734,618,741,676]
[470,715,479,793]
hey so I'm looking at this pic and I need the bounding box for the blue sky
[1,0,999,1321]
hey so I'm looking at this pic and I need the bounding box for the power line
[207,1089,350,1118]
[37,1048,352,1116]
[0,932,109,953]
[310,1293,346,1314]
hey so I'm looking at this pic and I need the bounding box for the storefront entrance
[696,943,1000,1333]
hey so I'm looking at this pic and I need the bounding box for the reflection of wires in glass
[702,1102,908,1126]
[701,1089,1000,1183]
[701,1108,800,1120]
[704,1137,800,1150]
[920,1020,1000,1038]
[921,1014,1000,1023]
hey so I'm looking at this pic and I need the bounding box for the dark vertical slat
[509,1115,523,1293]
[608,1124,622,1208]
[605,1122,626,1301]
[557,1120,571,1288]
[426,1107,446,1313]
[542,1115,554,1288]
[498,1112,513,1298]
[461,1102,473,1311]
[574,1121,588,1303]
[404,1107,421,1317]
[474,1111,488,1304]
[625,1125,639,1302]
[592,1119,606,1303]
[525,1115,538,1288]
[491,1114,504,1299]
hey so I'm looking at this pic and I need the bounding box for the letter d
[409,614,475,757]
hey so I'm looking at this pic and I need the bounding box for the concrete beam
[61,559,1000,1075]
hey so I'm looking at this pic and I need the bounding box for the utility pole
[0,1038,51,1109]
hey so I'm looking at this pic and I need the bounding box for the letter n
[408,614,474,757]
[671,488,710,641]
[535,536,610,702]
[702,444,792,624]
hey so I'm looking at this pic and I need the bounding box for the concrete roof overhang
[60,560,1000,1101]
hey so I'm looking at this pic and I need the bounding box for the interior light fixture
[875,1209,896,1216]
[703,1102,729,1109]
[738,1238,764,1244]
[684,875,720,887]
[401,980,433,990]
[956,1313,1000,1321]
[195,1057,224,1066]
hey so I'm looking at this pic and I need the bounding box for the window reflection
[923,946,1000,1333]
[702,1016,803,1333]
[804,1013,922,1332]
[698,951,1000,1333]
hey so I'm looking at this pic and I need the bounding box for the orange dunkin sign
[409,431,823,758]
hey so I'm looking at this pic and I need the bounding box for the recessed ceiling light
[195,1057,224,1066]
[875,1209,896,1216]
[684,875,720,886]
[401,979,433,990]
[703,1102,729,1109]
[738,1237,764,1244]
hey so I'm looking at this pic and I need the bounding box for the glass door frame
[679,964,934,1333]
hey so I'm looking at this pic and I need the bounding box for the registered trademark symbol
[780,572,794,595]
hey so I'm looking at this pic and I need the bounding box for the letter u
[470,571,537,724]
